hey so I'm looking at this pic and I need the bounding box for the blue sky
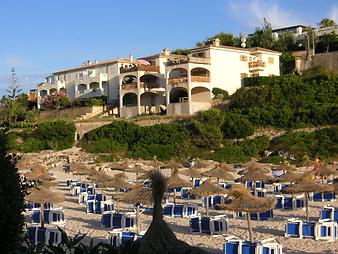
[0,0,337,96]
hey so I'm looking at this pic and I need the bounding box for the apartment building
[36,58,133,109]
[37,39,281,117]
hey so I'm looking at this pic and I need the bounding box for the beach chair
[109,230,144,248]
[184,204,198,217]
[313,192,323,202]
[31,208,65,225]
[321,206,338,222]
[87,200,101,214]
[163,203,174,217]
[315,219,338,241]
[79,192,88,204]
[101,212,136,229]
[200,215,228,235]
[258,210,273,220]
[124,212,136,228]
[258,238,283,254]
[202,196,214,208]
[173,204,185,217]
[139,205,153,214]
[180,187,195,199]
[255,189,267,197]
[193,178,201,187]
[275,195,283,209]
[285,218,302,238]
[28,226,62,246]
[189,216,201,233]
[102,200,114,213]
[302,222,316,239]
[283,196,293,209]
[323,192,336,202]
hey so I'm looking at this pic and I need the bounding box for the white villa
[36,39,281,117]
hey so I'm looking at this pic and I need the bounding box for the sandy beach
[23,148,338,254]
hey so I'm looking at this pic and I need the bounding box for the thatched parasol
[89,169,113,196]
[25,186,65,228]
[108,161,130,171]
[276,171,302,183]
[302,155,314,168]
[161,161,183,174]
[16,156,34,171]
[215,185,276,243]
[279,161,298,172]
[179,168,202,184]
[115,184,153,233]
[125,164,147,180]
[316,163,338,183]
[217,162,238,172]
[189,180,228,217]
[145,159,165,169]
[285,175,334,221]
[191,159,213,169]
[129,171,206,253]
[166,170,191,204]
[202,166,235,183]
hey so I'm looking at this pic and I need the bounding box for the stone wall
[312,51,338,71]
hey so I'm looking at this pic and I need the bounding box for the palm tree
[215,186,276,243]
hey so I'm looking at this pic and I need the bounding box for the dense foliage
[81,121,196,160]
[231,68,338,128]
[208,136,270,163]
[5,120,75,152]
[221,112,255,139]
[0,153,25,253]
[269,127,338,163]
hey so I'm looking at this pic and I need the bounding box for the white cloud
[329,5,338,22]
[0,56,31,68]
[228,0,301,29]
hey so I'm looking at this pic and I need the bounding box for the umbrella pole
[306,192,309,222]
[253,181,256,196]
[40,203,45,229]
[173,189,177,205]
[247,211,253,243]
[206,195,209,217]
[136,205,140,234]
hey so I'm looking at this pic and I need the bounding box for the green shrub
[87,138,128,154]
[221,112,255,139]
[0,153,25,252]
[242,76,275,87]
[269,127,338,163]
[72,97,105,107]
[192,109,224,149]
[212,88,229,99]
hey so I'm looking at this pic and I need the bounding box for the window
[240,73,248,79]
[268,57,274,64]
[251,73,259,78]
[240,55,248,61]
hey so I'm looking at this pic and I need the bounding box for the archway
[140,92,156,106]
[191,87,211,102]
[50,88,57,95]
[40,90,48,97]
[190,67,210,82]
[59,87,66,94]
[122,75,137,84]
[78,84,87,93]
[89,82,99,90]
[122,93,137,107]
[140,74,159,89]
[169,68,188,79]
[169,87,188,103]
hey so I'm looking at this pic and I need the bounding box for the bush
[192,109,224,149]
[269,127,338,163]
[0,153,25,252]
[72,97,105,107]
[242,76,275,87]
[212,88,229,100]
[221,112,255,139]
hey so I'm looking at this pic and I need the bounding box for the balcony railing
[141,83,160,89]
[120,65,160,73]
[168,77,189,85]
[191,76,210,82]
[248,61,266,69]
[77,88,103,95]
[166,57,211,66]
[121,83,137,90]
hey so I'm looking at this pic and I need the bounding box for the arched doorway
[122,93,137,107]
[191,87,211,102]
[140,74,159,89]
[190,67,210,82]
[78,84,87,94]
[169,87,188,103]
[168,68,188,85]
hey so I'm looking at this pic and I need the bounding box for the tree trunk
[306,193,309,222]
[40,203,45,228]
[247,211,253,243]
[206,196,209,217]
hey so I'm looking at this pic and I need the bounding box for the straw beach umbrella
[276,171,302,183]
[285,173,334,222]
[215,186,276,243]
[239,169,273,193]
[191,159,213,169]
[166,170,191,204]
[316,163,338,183]
[189,180,228,217]
[129,171,205,254]
[115,184,153,233]
[125,164,147,180]
[108,161,130,172]
[25,186,65,228]
[202,166,235,183]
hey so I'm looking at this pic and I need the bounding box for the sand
[23,148,338,254]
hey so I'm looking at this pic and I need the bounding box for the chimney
[213,38,221,47]
[163,48,170,56]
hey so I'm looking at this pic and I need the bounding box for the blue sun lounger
[163,203,198,218]
[28,225,63,246]
[224,236,282,254]
[31,208,65,225]
[285,218,338,240]
[189,215,228,235]
[101,211,136,229]
[109,230,144,248]
[321,206,338,222]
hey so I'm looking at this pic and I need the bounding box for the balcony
[120,65,160,74]
[191,76,210,82]
[141,83,160,89]
[76,73,107,84]
[121,83,137,90]
[76,88,104,98]
[168,77,189,85]
[248,61,266,70]
[166,57,211,66]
